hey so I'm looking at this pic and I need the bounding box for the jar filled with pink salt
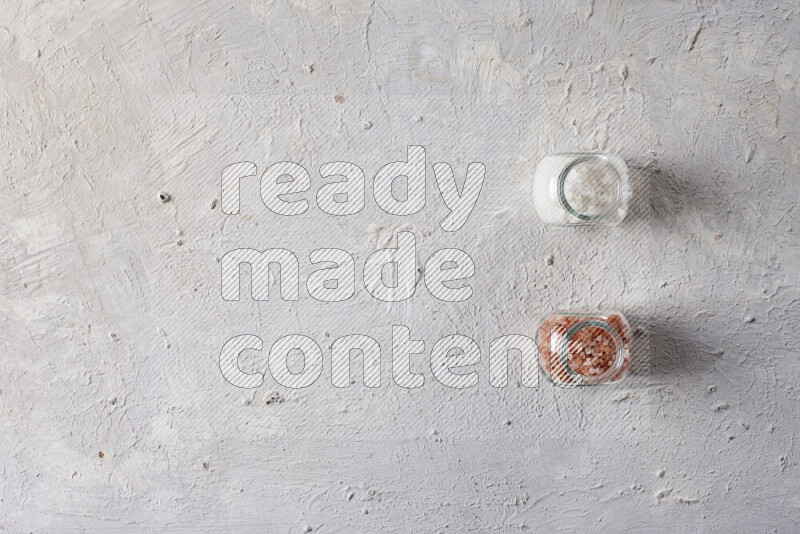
[537,311,631,386]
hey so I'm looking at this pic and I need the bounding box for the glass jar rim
[557,319,627,385]
[557,155,623,221]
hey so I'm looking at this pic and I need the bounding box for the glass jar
[532,153,631,226]
[537,311,631,386]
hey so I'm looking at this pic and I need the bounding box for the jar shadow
[623,310,718,379]
[623,165,655,227]
[627,163,721,226]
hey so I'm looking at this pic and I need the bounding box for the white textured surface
[2,1,799,532]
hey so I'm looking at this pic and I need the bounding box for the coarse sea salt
[532,153,631,226]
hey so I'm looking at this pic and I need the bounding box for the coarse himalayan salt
[537,312,631,386]
[532,153,631,226]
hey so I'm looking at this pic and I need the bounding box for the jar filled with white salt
[532,153,631,226]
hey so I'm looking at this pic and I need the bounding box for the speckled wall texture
[1,0,798,532]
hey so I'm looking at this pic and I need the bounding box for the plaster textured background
[1,0,799,532]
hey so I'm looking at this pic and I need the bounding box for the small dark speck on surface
[159,192,171,203]
[203,461,210,471]
[210,199,217,209]
[98,451,104,458]
[264,391,285,405]
[334,95,345,103]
